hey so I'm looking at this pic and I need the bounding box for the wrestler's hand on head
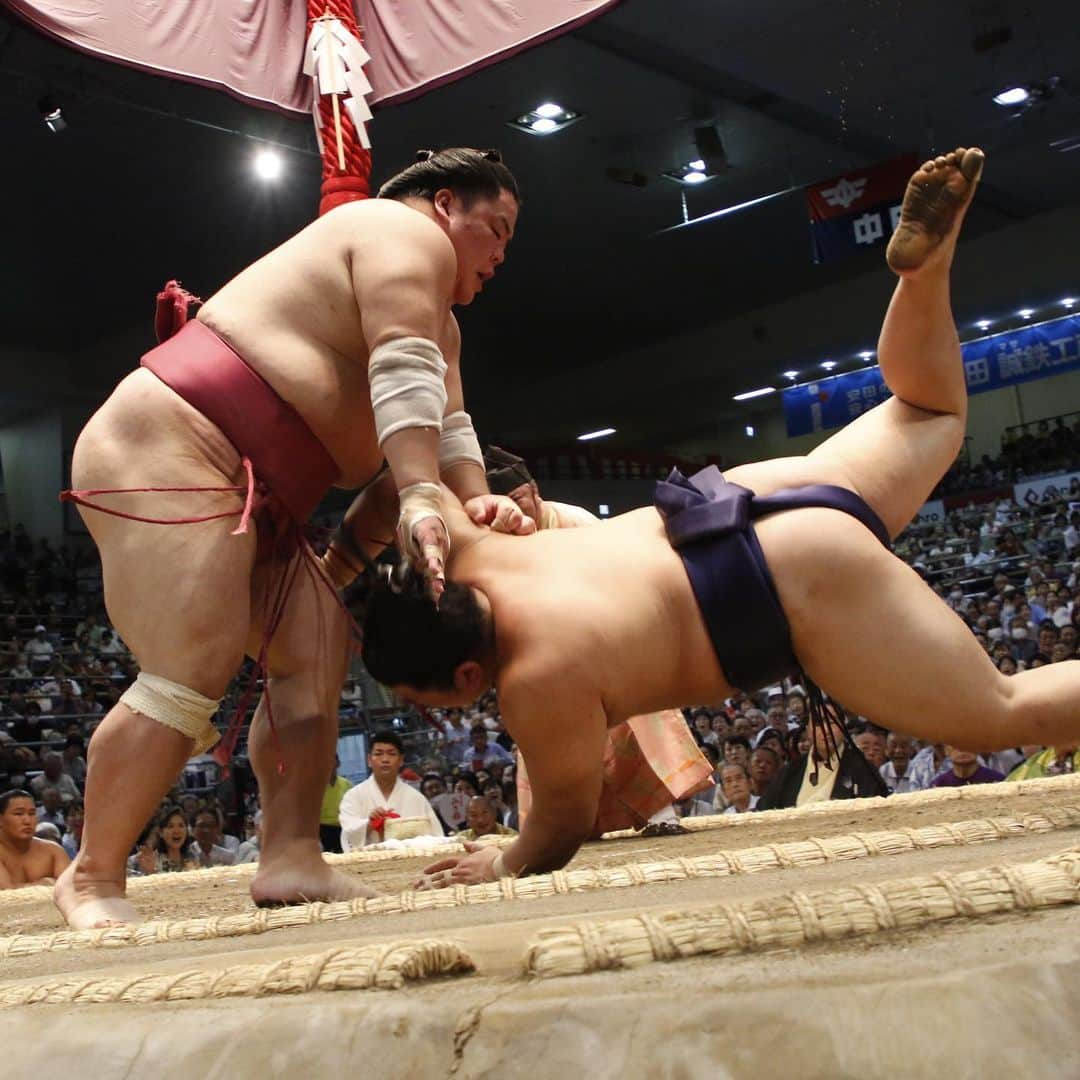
[464,495,537,536]
[396,481,450,604]
[413,843,500,889]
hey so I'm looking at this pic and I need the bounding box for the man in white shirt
[189,808,236,868]
[24,627,54,672]
[719,763,759,815]
[339,730,444,851]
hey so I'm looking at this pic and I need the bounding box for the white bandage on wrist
[439,410,483,471]
[368,337,448,446]
[492,852,515,879]
[120,672,221,757]
[397,481,447,561]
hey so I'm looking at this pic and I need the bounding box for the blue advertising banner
[782,313,1080,437]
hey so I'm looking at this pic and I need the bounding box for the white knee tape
[120,672,221,756]
[439,410,484,471]
[368,337,448,445]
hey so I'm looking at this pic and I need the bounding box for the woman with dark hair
[130,806,196,875]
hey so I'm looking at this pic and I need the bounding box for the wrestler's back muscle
[198,199,460,487]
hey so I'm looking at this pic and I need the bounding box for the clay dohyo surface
[3,783,1080,1079]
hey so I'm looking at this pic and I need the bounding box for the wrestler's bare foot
[250,841,379,907]
[886,147,984,275]
[54,857,142,930]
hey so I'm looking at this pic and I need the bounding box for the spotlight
[993,86,1031,107]
[745,425,756,438]
[509,103,581,137]
[782,370,799,380]
[821,360,837,370]
[1018,308,1034,320]
[858,351,875,361]
[732,387,776,401]
[976,320,992,331]
[577,427,616,442]
[38,95,66,133]
[664,159,718,186]
[598,504,611,517]
[1063,298,1077,309]
[253,148,283,181]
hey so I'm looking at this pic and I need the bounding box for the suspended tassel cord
[803,675,855,785]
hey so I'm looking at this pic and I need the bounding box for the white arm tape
[397,481,447,561]
[439,410,484,471]
[369,336,448,445]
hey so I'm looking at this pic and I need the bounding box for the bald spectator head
[464,796,499,838]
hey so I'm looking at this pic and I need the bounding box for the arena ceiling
[1,0,1078,454]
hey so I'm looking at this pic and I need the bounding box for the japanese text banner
[782,313,1080,437]
[806,155,916,264]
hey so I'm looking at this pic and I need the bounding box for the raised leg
[807,148,983,537]
[776,515,1080,752]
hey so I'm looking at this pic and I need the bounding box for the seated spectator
[879,733,918,794]
[0,788,69,888]
[35,786,65,830]
[482,781,514,827]
[236,812,262,864]
[748,746,781,797]
[319,756,352,853]
[29,751,80,806]
[339,730,444,850]
[722,734,751,771]
[853,727,887,770]
[61,801,84,859]
[24,625,54,672]
[786,690,807,726]
[1008,616,1038,664]
[458,724,514,772]
[764,702,791,736]
[720,763,758,815]
[131,807,197,874]
[7,653,33,693]
[932,745,1005,787]
[906,742,950,791]
[1007,744,1080,780]
[455,795,518,841]
[35,821,62,844]
[189,808,237,868]
[96,628,125,657]
[61,736,87,787]
[758,713,889,810]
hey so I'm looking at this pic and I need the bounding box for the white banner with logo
[1013,471,1080,506]
[914,499,946,524]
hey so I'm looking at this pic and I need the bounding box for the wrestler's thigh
[72,435,256,697]
[249,556,351,713]
[762,510,1011,750]
[805,397,965,539]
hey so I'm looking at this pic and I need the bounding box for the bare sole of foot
[886,147,984,274]
[54,863,142,929]
[250,862,380,907]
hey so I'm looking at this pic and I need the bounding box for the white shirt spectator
[236,838,260,863]
[25,633,54,664]
[879,761,919,794]
[339,776,444,851]
[722,795,759,815]
[30,771,81,805]
[189,842,236,868]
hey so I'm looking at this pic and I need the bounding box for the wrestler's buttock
[74,368,242,486]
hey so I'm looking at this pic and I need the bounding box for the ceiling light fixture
[577,427,616,442]
[745,425,756,438]
[1018,308,1034,320]
[509,103,581,137]
[1063,298,1077,309]
[821,360,837,370]
[859,351,874,361]
[732,387,776,401]
[993,86,1031,107]
[38,95,66,133]
[782,370,799,380]
[664,160,717,186]
[976,320,992,331]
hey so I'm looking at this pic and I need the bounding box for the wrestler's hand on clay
[413,842,500,889]
[463,494,537,536]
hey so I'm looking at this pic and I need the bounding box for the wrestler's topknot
[377,147,521,206]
